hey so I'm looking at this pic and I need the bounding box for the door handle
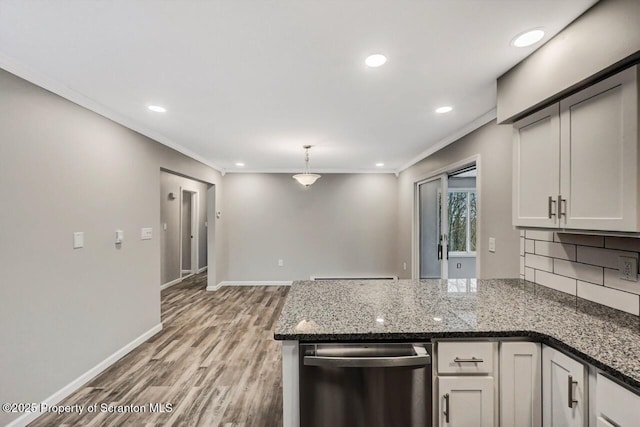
[304,345,431,368]
[437,243,443,260]
[443,393,450,423]
[568,375,578,408]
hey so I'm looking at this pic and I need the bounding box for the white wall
[0,68,224,426]
[397,120,520,280]
[222,173,398,281]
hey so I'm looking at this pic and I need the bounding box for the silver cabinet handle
[568,375,578,408]
[548,196,557,219]
[304,344,431,368]
[453,357,484,363]
[558,195,566,220]
[443,393,450,423]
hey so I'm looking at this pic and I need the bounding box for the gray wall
[160,171,210,285]
[498,0,640,123]
[222,173,398,281]
[0,68,224,426]
[397,120,519,279]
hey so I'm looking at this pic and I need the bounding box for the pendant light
[293,145,321,186]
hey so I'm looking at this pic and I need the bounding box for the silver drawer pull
[453,357,484,363]
[568,375,578,408]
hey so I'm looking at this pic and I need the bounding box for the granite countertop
[274,278,640,389]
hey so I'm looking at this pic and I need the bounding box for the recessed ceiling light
[148,105,167,113]
[235,162,245,167]
[365,54,387,68]
[376,162,385,167]
[435,106,453,114]
[511,29,545,48]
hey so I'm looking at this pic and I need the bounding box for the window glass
[448,192,468,252]
[470,192,477,251]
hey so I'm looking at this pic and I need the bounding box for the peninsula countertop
[274,278,640,389]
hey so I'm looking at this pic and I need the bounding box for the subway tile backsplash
[519,231,640,316]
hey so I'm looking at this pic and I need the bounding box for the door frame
[412,155,481,280]
[179,186,199,278]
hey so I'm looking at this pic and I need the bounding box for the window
[448,190,476,255]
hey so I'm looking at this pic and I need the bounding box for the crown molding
[224,168,397,175]
[0,52,225,173]
[397,108,497,173]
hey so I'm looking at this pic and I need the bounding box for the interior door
[419,175,448,279]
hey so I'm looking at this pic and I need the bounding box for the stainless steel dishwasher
[299,342,432,427]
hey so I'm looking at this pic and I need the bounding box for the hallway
[30,273,289,426]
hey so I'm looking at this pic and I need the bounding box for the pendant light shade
[293,145,321,186]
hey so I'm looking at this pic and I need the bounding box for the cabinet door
[559,65,639,231]
[500,342,541,427]
[513,104,561,228]
[596,374,640,426]
[542,346,587,427]
[438,376,494,427]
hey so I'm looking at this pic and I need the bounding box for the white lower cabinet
[500,342,542,427]
[542,345,587,427]
[596,374,640,426]
[438,376,494,427]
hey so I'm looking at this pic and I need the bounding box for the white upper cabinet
[513,104,561,228]
[513,65,639,232]
[560,66,639,231]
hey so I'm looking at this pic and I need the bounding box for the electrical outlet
[489,237,496,253]
[278,259,284,267]
[618,256,638,281]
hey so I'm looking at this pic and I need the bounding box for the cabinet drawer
[596,374,640,425]
[437,341,494,374]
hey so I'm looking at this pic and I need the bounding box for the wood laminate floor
[30,273,289,427]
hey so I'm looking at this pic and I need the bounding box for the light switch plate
[489,237,496,253]
[73,232,84,249]
[115,230,124,244]
[141,228,153,240]
[618,256,637,281]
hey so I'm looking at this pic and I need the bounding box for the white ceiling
[0,0,597,173]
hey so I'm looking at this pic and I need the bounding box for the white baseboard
[197,266,208,273]
[160,277,182,290]
[207,280,292,291]
[181,269,192,274]
[6,323,163,427]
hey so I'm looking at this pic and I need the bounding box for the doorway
[416,161,478,280]
[180,188,198,278]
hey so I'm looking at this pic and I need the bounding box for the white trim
[207,280,293,291]
[0,53,224,174]
[160,277,182,290]
[310,276,398,280]
[181,270,192,274]
[6,323,163,427]
[398,109,496,172]
[282,341,300,427]
[197,266,208,273]
[225,168,397,174]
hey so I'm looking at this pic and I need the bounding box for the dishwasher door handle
[304,345,431,368]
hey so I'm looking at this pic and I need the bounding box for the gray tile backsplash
[519,231,640,316]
